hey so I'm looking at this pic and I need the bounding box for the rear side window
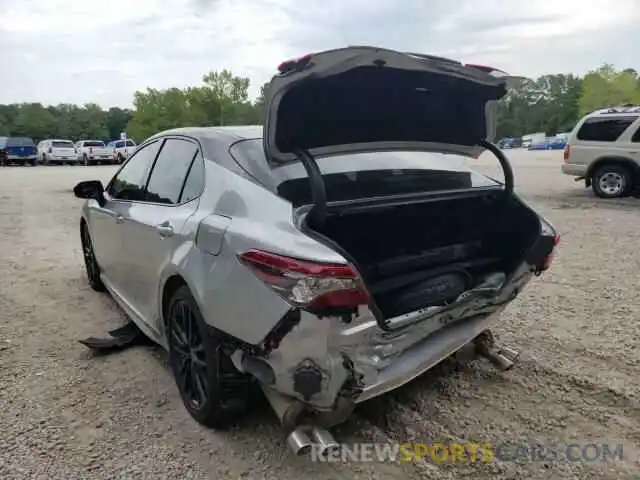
[179,152,205,203]
[145,138,199,204]
[576,117,635,142]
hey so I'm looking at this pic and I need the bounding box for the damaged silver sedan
[74,46,559,456]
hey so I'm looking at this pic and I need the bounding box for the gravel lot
[1,150,638,479]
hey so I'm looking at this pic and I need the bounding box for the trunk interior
[307,191,541,319]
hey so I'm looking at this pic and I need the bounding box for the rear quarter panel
[181,161,346,345]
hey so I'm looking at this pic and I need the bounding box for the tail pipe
[475,330,520,371]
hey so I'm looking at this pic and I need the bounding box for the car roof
[148,125,263,147]
[586,105,640,117]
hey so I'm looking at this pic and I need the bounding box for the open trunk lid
[262,46,522,164]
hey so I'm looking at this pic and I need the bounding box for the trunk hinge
[292,148,328,228]
[478,140,514,193]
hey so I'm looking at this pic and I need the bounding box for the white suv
[37,139,77,164]
[561,106,640,198]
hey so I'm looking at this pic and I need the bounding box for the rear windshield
[83,141,105,147]
[228,138,499,206]
[52,140,74,148]
[6,137,35,147]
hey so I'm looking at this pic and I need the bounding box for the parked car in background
[545,135,568,150]
[75,140,112,165]
[106,139,137,164]
[37,139,77,164]
[521,132,546,149]
[0,136,37,166]
[73,47,560,454]
[561,105,640,198]
[498,137,521,149]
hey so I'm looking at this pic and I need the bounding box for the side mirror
[73,180,106,207]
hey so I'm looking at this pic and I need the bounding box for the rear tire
[166,286,254,429]
[81,223,106,292]
[591,165,632,198]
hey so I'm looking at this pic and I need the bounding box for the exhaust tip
[287,427,313,456]
[477,347,515,371]
[309,427,340,456]
[499,346,520,362]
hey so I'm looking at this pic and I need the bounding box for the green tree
[578,65,640,115]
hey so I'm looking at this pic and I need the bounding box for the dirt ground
[0,150,638,480]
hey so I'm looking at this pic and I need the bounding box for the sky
[1,0,640,108]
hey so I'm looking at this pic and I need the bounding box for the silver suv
[561,106,640,198]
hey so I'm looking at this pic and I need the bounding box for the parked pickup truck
[75,140,113,165]
[0,136,37,166]
[106,139,137,164]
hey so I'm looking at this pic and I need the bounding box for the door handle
[156,223,174,237]
[116,215,125,224]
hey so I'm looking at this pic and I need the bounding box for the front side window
[107,140,161,201]
[576,117,635,142]
[145,138,199,204]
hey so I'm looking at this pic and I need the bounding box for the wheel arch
[586,156,640,181]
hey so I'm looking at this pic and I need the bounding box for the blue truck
[0,136,38,166]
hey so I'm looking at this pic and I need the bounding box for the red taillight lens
[563,145,571,162]
[541,234,561,269]
[238,249,369,309]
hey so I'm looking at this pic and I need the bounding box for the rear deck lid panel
[262,46,515,164]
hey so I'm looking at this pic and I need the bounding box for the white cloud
[1,0,639,107]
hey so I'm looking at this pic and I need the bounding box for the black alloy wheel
[81,224,105,292]
[167,286,254,428]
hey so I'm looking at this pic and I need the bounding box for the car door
[119,137,203,332]
[90,140,162,296]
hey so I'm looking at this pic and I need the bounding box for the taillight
[89,147,93,153]
[48,147,52,153]
[563,145,571,162]
[238,249,369,309]
[541,234,561,269]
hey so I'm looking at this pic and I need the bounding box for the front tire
[80,223,106,292]
[166,286,253,429]
[591,165,632,198]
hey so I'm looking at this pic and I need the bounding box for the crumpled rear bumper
[258,267,533,413]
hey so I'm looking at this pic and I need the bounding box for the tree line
[1,64,639,144]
